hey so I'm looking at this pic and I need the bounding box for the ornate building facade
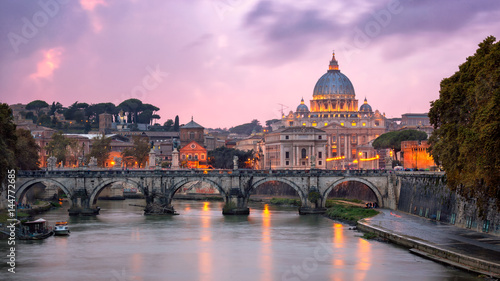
[265,127,327,169]
[271,52,388,169]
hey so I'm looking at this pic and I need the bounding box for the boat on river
[54,221,70,236]
[19,218,54,240]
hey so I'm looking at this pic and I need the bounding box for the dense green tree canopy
[372,129,428,159]
[0,104,18,183]
[428,36,500,205]
[15,129,40,170]
[0,105,41,188]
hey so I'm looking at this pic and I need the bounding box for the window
[319,161,322,165]
[301,148,307,159]
[188,154,192,160]
[352,121,356,126]
[201,154,205,160]
[318,152,322,159]
[181,154,186,160]
[362,122,366,126]
[285,152,290,159]
[189,132,195,139]
[285,135,289,140]
[318,135,322,139]
[289,121,294,126]
[286,161,289,166]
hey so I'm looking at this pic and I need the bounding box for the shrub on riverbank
[269,198,301,207]
[325,202,378,224]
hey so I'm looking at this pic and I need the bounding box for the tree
[118,99,143,124]
[173,115,180,132]
[164,119,174,131]
[121,136,150,168]
[372,129,427,160]
[15,129,40,170]
[46,132,76,166]
[208,146,255,169]
[26,100,49,116]
[88,134,111,167]
[229,119,262,135]
[0,104,17,184]
[86,102,117,125]
[49,102,63,116]
[428,36,500,208]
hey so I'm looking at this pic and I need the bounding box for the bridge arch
[89,178,143,205]
[16,178,72,205]
[249,177,307,203]
[170,178,227,199]
[322,178,383,208]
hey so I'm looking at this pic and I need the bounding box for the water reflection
[6,199,479,281]
[199,201,212,281]
[332,223,345,269]
[260,204,272,281]
[354,238,372,280]
[131,253,144,280]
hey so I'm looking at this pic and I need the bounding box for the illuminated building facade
[274,52,388,169]
[179,118,208,168]
[402,140,436,170]
[179,141,207,169]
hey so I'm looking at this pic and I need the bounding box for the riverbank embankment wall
[396,173,500,236]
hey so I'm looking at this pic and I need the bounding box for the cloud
[29,47,64,80]
[241,1,345,65]
[80,0,108,32]
[80,0,107,11]
[241,0,500,64]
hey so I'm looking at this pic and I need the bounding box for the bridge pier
[144,189,178,215]
[222,188,249,215]
[68,189,100,216]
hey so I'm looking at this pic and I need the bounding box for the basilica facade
[268,52,387,169]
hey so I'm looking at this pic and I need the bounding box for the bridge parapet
[18,169,394,178]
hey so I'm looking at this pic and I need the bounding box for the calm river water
[2,199,480,281]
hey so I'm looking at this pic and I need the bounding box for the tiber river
[2,199,482,281]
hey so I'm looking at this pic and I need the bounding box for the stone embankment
[358,209,500,278]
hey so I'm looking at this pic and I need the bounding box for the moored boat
[19,218,54,240]
[54,221,70,236]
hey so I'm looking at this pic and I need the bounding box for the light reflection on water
[0,199,481,281]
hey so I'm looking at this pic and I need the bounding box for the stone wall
[397,173,500,236]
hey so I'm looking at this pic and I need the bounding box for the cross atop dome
[328,50,339,71]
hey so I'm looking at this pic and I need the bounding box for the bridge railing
[17,168,395,178]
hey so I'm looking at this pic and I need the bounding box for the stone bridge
[15,169,404,215]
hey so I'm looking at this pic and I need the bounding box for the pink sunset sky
[1,0,499,128]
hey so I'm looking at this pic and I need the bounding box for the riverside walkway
[359,209,500,278]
